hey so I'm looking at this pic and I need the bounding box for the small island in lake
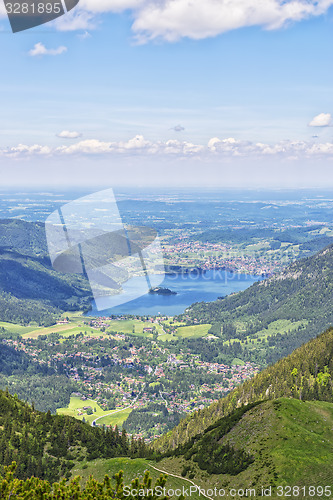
[148,286,177,295]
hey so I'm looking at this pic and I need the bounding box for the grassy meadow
[175,324,211,339]
[57,396,133,426]
[71,457,202,500]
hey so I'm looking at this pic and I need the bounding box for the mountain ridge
[155,398,333,495]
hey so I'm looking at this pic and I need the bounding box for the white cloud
[57,130,82,139]
[28,43,67,56]
[207,137,222,152]
[0,144,52,158]
[54,10,96,31]
[306,142,333,155]
[3,0,329,39]
[2,134,333,160]
[308,113,332,127]
[119,134,151,150]
[131,0,331,42]
[42,0,333,40]
[57,139,114,154]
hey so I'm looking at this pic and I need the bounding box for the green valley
[1,215,333,496]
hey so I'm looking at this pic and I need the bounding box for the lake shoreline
[86,270,262,317]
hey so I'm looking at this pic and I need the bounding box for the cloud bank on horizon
[3,135,333,160]
[0,0,331,39]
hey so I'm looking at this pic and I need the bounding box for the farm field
[15,316,211,342]
[57,396,133,426]
[176,324,211,338]
[157,332,175,341]
[0,321,37,335]
[58,326,108,338]
[22,322,92,339]
[57,396,106,424]
[96,407,133,427]
[231,357,245,365]
[20,318,167,340]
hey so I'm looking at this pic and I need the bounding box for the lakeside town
[161,238,293,276]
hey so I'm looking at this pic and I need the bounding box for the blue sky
[0,1,333,188]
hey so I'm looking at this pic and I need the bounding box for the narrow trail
[148,464,214,500]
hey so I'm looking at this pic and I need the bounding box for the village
[1,324,259,438]
[161,239,286,276]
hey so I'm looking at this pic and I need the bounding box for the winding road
[91,391,142,426]
[91,405,132,426]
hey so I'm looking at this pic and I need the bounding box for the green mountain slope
[155,398,333,495]
[0,220,91,324]
[0,388,147,483]
[153,326,333,452]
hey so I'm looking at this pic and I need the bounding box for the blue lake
[88,270,261,316]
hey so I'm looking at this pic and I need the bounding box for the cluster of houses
[2,332,259,422]
[162,239,279,275]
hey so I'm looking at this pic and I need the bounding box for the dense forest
[124,402,184,438]
[192,225,333,249]
[0,389,147,483]
[153,325,333,452]
[0,342,77,413]
[0,220,92,324]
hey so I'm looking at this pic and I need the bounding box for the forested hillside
[0,342,77,413]
[193,225,333,248]
[0,219,91,324]
[0,219,47,256]
[153,326,333,452]
[0,388,147,483]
